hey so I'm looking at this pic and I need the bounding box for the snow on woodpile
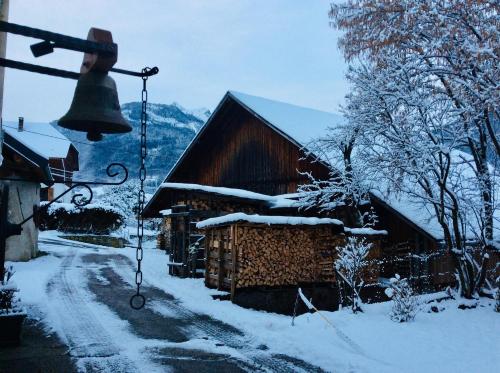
[197,213,388,237]
[3,121,72,160]
[197,213,344,229]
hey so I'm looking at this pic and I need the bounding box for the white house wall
[4,180,39,261]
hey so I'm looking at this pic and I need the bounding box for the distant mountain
[54,102,210,190]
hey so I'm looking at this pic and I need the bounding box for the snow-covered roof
[196,213,344,229]
[159,182,276,202]
[344,227,388,236]
[229,91,344,148]
[3,121,73,160]
[371,150,500,242]
[155,182,298,212]
[371,189,444,240]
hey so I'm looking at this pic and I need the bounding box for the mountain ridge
[53,101,209,188]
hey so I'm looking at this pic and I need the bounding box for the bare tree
[322,0,499,299]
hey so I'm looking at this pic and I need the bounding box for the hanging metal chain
[130,67,151,310]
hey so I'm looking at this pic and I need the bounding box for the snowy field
[8,231,500,373]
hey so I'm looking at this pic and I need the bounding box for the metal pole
[0,0,9,280]
[0,0,9,164]
[0,1,8,118]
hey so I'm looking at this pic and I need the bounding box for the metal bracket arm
[0,21,117,57]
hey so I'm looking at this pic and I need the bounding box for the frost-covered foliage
[325,0,499,299]
[100,180,139,225]
[335,236,372,313]
[39,202,125,234]
[99,180,161,230]
[0,266,22,315]
[299,118,374,228]
[385,274,418,322]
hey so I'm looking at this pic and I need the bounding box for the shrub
[335,236,372,313]
[385,274,418,322]
[38,202,125,234]
[0,266,22,315]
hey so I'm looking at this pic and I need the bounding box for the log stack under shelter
[197,213,386,312]
[155,183,291,278]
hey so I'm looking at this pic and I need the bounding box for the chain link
[130,67,150,310]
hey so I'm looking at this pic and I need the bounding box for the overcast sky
[3,0,347,122]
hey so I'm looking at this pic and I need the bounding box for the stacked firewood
[235,225,345,288]
[204,224,384,291]
[176,198,261,214]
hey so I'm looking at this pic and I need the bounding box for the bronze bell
[58,71,132,141]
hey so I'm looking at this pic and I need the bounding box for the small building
[0,118,79,261]
[143,91,468,311]
[198,213,386,313]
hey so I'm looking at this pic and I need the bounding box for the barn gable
[163,91,339,196]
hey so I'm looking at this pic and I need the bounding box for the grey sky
[3,0,347,122]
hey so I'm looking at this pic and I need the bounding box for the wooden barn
[144,91,462,312]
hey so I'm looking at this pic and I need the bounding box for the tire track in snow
[105,254,327,373]
[43,237,327,372]
[46,248,140,372]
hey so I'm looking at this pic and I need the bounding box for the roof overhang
[1,130,53,183]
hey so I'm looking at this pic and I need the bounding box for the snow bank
[196,213,343,229]
[123,245,500,373]
[6,252,62,309]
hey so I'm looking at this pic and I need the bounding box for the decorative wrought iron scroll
[0,162,129,226]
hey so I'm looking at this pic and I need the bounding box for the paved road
[36,238,328,373]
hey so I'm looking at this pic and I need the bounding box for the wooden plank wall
[169,99,330,196]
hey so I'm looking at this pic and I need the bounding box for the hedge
[38,202,125,234]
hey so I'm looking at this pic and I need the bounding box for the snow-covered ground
[8,231,500,373]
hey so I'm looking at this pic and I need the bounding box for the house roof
[370,150,500,242]
[146,91,498,245]
[3,121,74,160]
[145,182,298,217]
[1,131,52,182]
[228,91,344,150]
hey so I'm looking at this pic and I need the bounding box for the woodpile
[175,197,261,215]
[203,222,383,299]
[236,225,343,288]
